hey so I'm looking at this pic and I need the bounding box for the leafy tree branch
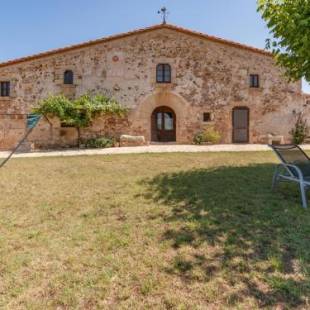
[258,0,310,81]
[33,94,128,146]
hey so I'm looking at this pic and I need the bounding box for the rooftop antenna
[158,7,169,24]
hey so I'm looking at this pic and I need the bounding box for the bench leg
[272,166,280,191]
[299,182,308,209]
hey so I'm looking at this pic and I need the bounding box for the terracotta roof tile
[0,23,272,68]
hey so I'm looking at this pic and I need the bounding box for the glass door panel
[156,112,163,130]
[164,112,173,130]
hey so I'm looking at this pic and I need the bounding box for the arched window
[156,64,171,83]
[64,70,74,85]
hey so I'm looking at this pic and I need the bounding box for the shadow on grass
[142,164,310,307]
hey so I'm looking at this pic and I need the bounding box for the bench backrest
[270,144,310,164]
[270,144,310,177]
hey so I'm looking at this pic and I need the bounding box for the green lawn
[0,152,309,309]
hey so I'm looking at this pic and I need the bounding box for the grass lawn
[0,152,310,309]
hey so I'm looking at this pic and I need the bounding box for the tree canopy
[34,93,127,128]
[34,93,128,145]
[258,0,310,81]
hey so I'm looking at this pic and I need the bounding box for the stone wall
[0,26,307,149]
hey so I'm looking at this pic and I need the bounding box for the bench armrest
[279,163,304,181]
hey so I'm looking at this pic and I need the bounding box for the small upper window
[0,81,10,97]
[250,74,259,88]
[156,64,171,83]
[64,70,74,85]
[203,112,212,122]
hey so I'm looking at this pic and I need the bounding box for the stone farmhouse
[0,23,309,150]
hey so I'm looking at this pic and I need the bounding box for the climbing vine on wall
[33,93,128,146]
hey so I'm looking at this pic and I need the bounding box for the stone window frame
[152,60,175,86]
[0,75,17,99]
[54,67,81,87]
[0,81,10,97]
[249,74,260,88]
[64,70,74,85]
[156,63,172,83]
[203,112,214,123]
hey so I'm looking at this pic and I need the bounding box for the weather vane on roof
[158,7,169,24]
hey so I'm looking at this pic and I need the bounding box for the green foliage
[33,94,128,129]
[193,132,205,145]
[290,113,308,144]
[204,127,221,144]
[258,0,310,81]
[84,136,115,149]
[193,126,221,145]
[33,93,127,146]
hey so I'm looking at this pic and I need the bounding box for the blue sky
[1,0,309,92]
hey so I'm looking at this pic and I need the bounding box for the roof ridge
[0,23,272,68]
[163,23,271,56]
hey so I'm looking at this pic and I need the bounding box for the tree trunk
[77,127,81,148]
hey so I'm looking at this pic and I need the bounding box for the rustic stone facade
[0,24,308,150]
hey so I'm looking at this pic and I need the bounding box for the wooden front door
[232,107,249,143]
[151,106,176,142]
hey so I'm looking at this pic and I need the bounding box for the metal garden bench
[270,144,310,209]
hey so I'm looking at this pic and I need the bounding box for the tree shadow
[141,164,310,307]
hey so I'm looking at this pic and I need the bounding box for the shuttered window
[64,70,74,85]
[156,64,171,83]
[250,74,259,88]
[0,81,10,97]
[203,112,211,122]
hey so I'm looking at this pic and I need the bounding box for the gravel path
[0,144,310,159]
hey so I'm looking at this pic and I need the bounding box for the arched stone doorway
[131,91,190,143]
[151,106,176,142]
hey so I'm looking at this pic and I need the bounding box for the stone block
[259,133,285,145]
[120,135,146,147]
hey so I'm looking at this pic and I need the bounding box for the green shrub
[290,113,308,144]
[193,126,221,145]
[203,127,221,144]
[85,137,115,149]
[193,132,205,145]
